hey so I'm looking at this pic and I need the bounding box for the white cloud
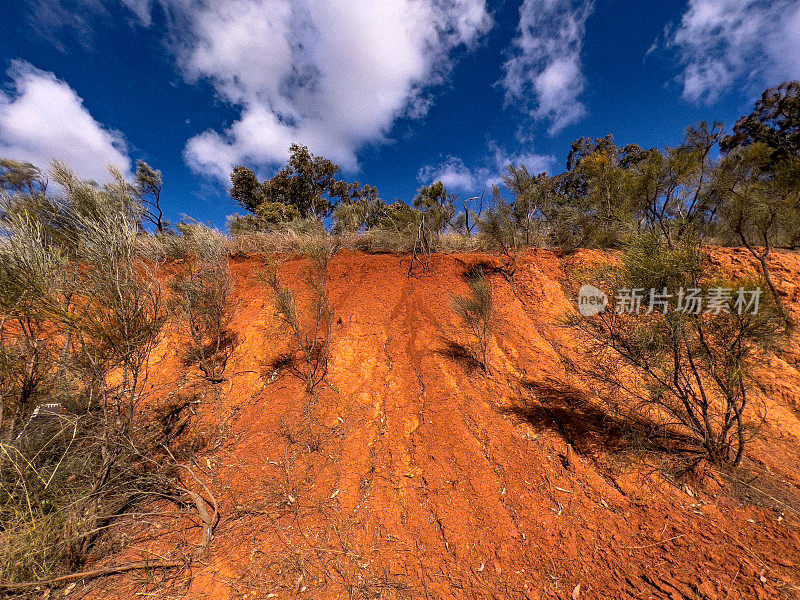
[0,61,131,183]
[418,143,555,193]
[117,0,491,180]
[502,0,593,135]
[418,156,479,191]
[120,0,153,26]
[25,0,152,49]
[25,0,107,51]
[490,145,555,178]
[23,0,492,181]
[667,0,800,103]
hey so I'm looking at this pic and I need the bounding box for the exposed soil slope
[91,249,800,600]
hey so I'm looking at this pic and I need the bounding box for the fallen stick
[0,559,184,592]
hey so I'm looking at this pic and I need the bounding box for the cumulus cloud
[418,156,480,191]
[0,61,131,182]
[667,0,800,103]
[417,143,555,193]
[110,0,490,180]
[502,0,593,135]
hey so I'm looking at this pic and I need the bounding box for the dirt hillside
[90,248,800,600]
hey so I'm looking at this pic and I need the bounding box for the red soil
[89,248,800,599]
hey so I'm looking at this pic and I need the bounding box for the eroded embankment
[90,248,800,600]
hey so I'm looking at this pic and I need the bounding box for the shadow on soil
[437,339,484,374]
[502,377,702,461]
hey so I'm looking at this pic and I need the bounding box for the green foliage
[621,230,703,293]
[452,268,493,373]
[573,232,784,466]
[557,135,644,248]
[711,142,800,323]
[229,145,383,234]
[256,201,302,226]
[713,144,800,248]
[479,187,520,257]
[412,180,456,235]
[331,182,383,233]
[721,80,800,163]
[374,201,421,231]
[230,165,265,213]
[501,165,551,245]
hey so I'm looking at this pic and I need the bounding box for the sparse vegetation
[569,232,785,466]
[0,163,208,587]
[169,223,237,383]
[265,240,335,394]
[452,268,493,373]
[0,78,799,593]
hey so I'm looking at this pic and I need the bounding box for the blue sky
[1,0,799,228]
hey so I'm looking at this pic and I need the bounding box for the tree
[412,180,456,235]
[452,190,485,237]
[263,144,341,219]
[502,165,555,246]
[229,145,376,226]
[711,143,800,324]
[555,135,645,248]
[230,166,265,213]
[134,161,166,233]
[256,202,302,227]
[617,122,722,246]
[374,201,421,232]
[331,181,383,233]
[721,81,800,164]
[479,185,520,259]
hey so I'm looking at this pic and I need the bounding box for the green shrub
[452,268,493,373]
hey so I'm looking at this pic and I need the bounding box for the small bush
[170,225,236,383]
[265,240,335,394]
[569,232,784,466]
[0,164,195,586]
[452,268,493,373]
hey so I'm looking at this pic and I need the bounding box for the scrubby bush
[265,240,335,394]
[170,224,236,383]
[0,163,197,586]
[711,142,800,324]
[452,268,493,373]
[569,231,784,466]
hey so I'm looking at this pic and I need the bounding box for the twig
[0,560,184,592]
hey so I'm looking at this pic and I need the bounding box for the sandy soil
[86,248,800,600]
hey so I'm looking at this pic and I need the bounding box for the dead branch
[0,559,184,592]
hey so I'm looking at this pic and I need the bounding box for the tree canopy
[229,144,369,222]
[721,81,800,164]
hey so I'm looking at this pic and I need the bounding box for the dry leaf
[572,583,581,599]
